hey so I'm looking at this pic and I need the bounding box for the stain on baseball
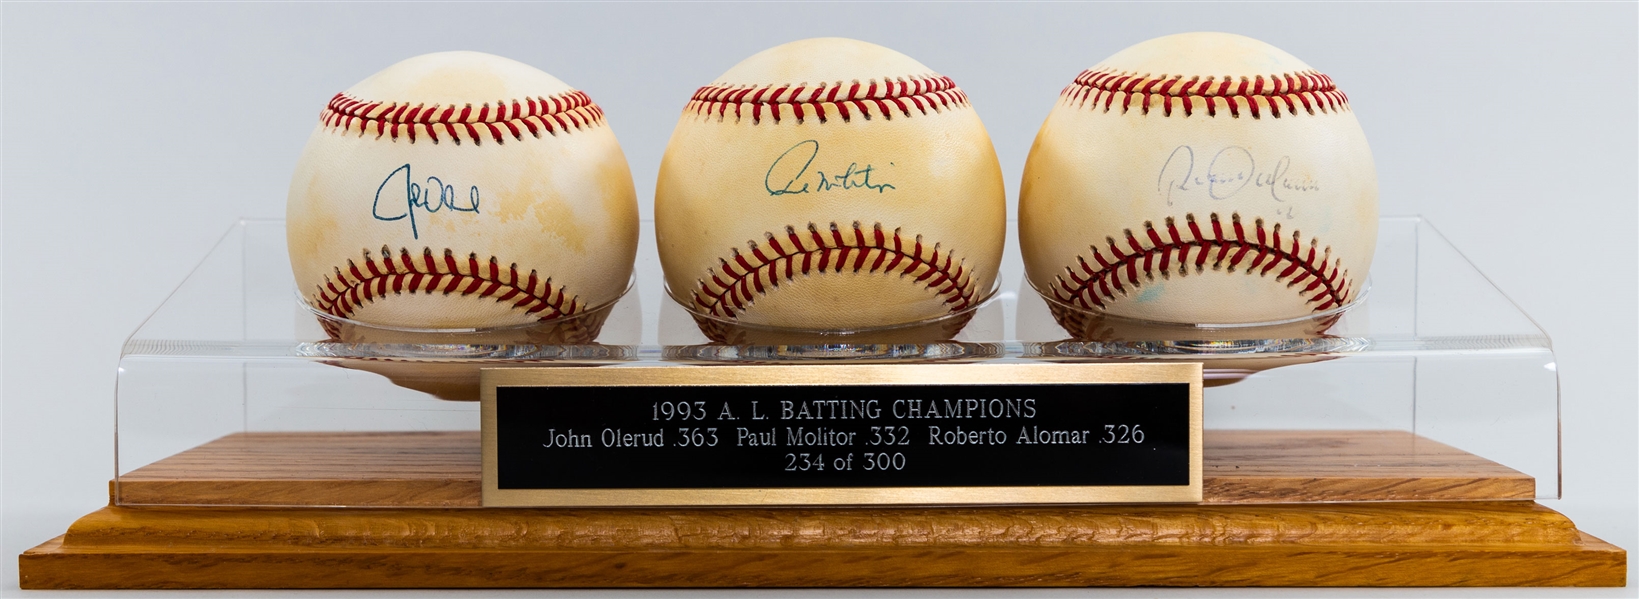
[1020,32,1378,325]
[656,38,1007,331]
[287,51,639,331]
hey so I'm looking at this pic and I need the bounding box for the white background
[3,2,1635,597]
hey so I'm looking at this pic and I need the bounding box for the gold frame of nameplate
[480,363,1203,507]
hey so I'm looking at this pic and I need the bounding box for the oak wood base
[114,430,1536,506]
[19,431,1621,587]
[20,501,1625,588]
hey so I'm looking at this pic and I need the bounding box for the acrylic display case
[108,216,1558,506]
[21,216,1623,590]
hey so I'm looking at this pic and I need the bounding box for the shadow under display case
[17,217,1626,588]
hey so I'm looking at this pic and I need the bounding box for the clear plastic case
[113,216,1559,506]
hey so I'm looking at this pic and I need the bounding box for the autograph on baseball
[765,139,895,196]
[1156,145,1319,207]
[373,163,481,239]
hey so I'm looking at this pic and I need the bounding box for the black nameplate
[494,383,1190,490]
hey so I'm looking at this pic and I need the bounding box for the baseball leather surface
[656,38,1007,331]
[1020,32,1378,325]
[287,51,639,331]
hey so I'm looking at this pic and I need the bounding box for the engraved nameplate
[481,363,1201,506]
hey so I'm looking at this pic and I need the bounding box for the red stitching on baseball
[319,90,606,146]
[692,221,976,319]
[1051,212,1353,313]
[1060,68,1350,119]
[312,246,581,322]
[687,74,970,125]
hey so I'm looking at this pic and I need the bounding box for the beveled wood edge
[17,503,1626,588]
[111,427,1537,507]
[54,501,1585,549]
[1200,476,1537,503]
[112,477,1535,507]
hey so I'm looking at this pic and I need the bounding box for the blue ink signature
[765,140,895,196]
[372,164,480,239]
[1156,145,1319,207]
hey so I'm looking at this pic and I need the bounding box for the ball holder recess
[15,217,1629,588]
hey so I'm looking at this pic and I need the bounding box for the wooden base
[112,430,1536,506]
[19,502,1625,588]
[16,430,1626,588]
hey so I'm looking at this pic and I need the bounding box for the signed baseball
[1020,32,1377,325]
[287,51,639,332]
[656,38,1006,331]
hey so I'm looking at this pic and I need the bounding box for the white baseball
[656,38,1007,331]
[1020,32,1378,325]
[287,51,639,331]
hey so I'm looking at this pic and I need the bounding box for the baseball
[655,37,1007,332]
[287,51,639,332]
[1020,32,1378,325]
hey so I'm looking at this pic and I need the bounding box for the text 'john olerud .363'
[494,383,1191,490]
